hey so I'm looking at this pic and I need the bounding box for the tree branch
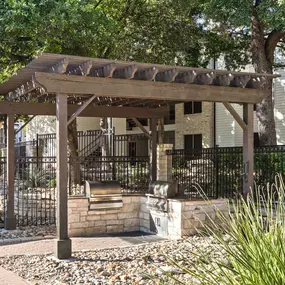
[265,30,285,64]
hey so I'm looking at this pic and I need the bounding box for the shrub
[167,175,285,285]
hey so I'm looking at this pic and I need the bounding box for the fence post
[215,146,219,199]
[157,144,173,182]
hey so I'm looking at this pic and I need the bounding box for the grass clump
[168,175,285,285]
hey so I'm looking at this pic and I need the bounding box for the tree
[0,0,203,186]
[193,0,285,145]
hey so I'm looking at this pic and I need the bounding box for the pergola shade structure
[0,53,279,259]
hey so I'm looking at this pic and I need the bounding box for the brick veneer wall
[175,102,214,148]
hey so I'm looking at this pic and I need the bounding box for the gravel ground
[0,236,225,285]
[0,225,56,240]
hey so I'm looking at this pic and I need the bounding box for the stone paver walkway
[0,233,164,257]
[0,233,165,285]
[0,267,28,285]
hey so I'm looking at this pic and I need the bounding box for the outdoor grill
[146,181,178,212]
[146,181,179,236]
[85,181,123,210]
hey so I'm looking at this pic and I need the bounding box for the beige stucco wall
[175,102,214,149]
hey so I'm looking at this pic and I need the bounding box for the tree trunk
[67,118,82,186]
[251,9,277,146]
[100,117,112,171]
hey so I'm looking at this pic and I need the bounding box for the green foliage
[49,178,56,188]
[167,175,285,285]
[24,167,55,188]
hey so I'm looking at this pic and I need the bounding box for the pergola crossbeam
[0,101,169,118]
[34,72,266,104]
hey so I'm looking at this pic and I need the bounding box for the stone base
[4,216,16,230]
[54,238,72,259]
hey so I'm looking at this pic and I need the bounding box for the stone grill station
[0,53,278,258]
[68,149,229,238]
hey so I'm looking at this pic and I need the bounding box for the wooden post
[55,93,72,259]
[158,118,164,144]
[243,103,254,197]
[150,118,157,182]
[5,114,16,230]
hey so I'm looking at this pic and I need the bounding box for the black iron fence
[0,157,56,227]
[167,145,285,200]
[68,155,150,195]
[36,131,149,158]
[0,155,150,227]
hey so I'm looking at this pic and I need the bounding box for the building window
[184,102,202,115]
[184,134,202,151]
[254,132,260,147]
[164,104,175,124]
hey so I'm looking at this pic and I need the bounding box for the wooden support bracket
[67,94,97,125]
[132,118,151,139]
[223,102,248,131]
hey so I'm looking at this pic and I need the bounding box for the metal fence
[168,145,285,200]
[69,156,150,195]
[0,155,150,227]
[37,131,149,157]
[0,157,56,227]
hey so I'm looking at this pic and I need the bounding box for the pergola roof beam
[35,72,265,104]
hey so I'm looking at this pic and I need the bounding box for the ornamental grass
[168,175,285,285]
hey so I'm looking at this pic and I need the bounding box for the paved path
[0,267,28,285]
[0,234,164,257]
[0,233,165,285]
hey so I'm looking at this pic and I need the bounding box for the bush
[167,175,285,285]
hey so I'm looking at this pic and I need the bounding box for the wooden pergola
[0,53,278,259]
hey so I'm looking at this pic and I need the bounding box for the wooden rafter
[68,61,92,76]
[48,58,69,74]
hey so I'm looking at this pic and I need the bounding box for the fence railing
[0,155,150,227]
[167,145,285,200]
[68,155,150,195]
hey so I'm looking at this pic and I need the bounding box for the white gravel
[0,236,226,285]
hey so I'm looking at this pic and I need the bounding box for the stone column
[157,144,173,182]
